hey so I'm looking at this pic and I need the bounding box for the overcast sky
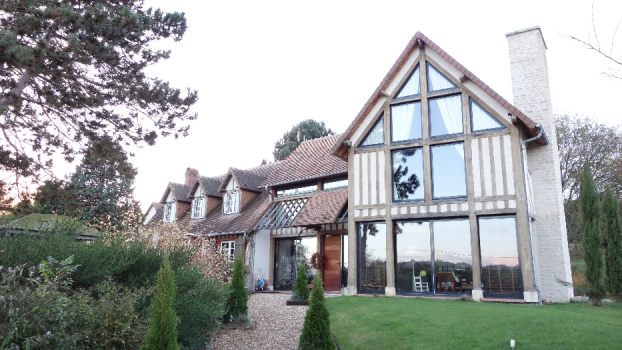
[48,0,622,211]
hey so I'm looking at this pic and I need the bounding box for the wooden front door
[324,235,341,291]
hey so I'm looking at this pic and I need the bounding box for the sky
[44,0,622,211]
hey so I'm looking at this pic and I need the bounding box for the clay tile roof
[187,191,272,236]
[330,31,540,158]
[291,189,348,227]
[160,182,192,203]
[232,168,267,192]
[262,134,347,187]
[198,176,223,198]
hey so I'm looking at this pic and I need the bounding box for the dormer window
[191,187,206,219]
[163,201,177,223]
[224,189,240,214]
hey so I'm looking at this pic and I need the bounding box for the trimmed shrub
[225,256,248,322]
[292,262,310,301]
[579,163,606,305]
[298,272,335,350]
[602,185,622,297]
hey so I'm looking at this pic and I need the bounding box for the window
[391,148,424,201]
[358,115,384,148]
[470,98,505,132]
[479,216,522,295]
[163,201,177,223]
[396,65,421,98]
[358,222,386,292]
[276,182,317,197]
[427,62,456,92]
[323,176,348,190]
[191,187,206,219]
[220,241,235,260]
[431,142,466,199]
[391,102,422,142]
[223,189,240,214]
[429,94,463,137]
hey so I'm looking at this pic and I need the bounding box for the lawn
[326,296,621,350]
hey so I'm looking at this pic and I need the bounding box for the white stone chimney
[506,27,573,302]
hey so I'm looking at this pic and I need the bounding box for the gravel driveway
[211,293,308,350]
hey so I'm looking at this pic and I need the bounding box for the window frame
[275,181,318,198]
[426,62,458,94]
[357,221,387,293]
[390,146,425,204]
[323,176,348,191]
[430,141,468,201]
[390,100,423,145]
[392,64,422,102]
[220,240,236,261]
[163,201,177,223]
[356,114,385,150]
[469,97,507,134]
[428,93,464,139]
[223,189,240,215]
[191,195,206,219]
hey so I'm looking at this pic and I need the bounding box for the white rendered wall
[253,230,271,282]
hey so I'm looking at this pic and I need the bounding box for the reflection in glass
[429,94,463,137]
[391,102,422,142]
[479,217,521,295]
[396,66,421,98]
[392,148,424,201]
[433,220,473,293]
[396,221,432,293]
[431,143,466,199]
[341,234,348,288]
[427,62,457,92]
[358,222,386,292]
[470,98,505,132]
[324,176,348,190]
[274,237,317,289]
[360,115,384,147]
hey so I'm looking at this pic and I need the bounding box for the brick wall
[507,27,573,302]
[176,202,191,221]
[240,189,258,209]
[206,196,220,214]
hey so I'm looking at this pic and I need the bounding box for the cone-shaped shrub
[298,272,335,350]
[292,263,310,301]
[226,256,248,321]
[142,256,180,350]
[602,185,622,297]
[579,163,606,305]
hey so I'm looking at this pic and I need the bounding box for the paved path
[211,293,308,350]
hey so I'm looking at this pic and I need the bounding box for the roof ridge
[300,133,341,145]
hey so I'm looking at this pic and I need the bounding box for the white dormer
[163,191,177,223]
[191,186,206,219]
[223,178,240,215]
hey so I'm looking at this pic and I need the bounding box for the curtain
[430,95,462,137]
[397,67,420,98]
[471,100,503,131]
[361,117,384,146]
[427,63,455,92]
[391,102,421,141]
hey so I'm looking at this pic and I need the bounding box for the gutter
[520,124,548,306]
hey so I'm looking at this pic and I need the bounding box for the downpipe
[521,124,548,306]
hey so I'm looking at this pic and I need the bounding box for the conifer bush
[579,163,606,305]
[298,272,335,350]
[602,185,622,298]
[292,262,310,301]
[142,256,180,350]
[225,256,248,322]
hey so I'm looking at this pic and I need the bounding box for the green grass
[326,296,621,350]
[571,257,587,275]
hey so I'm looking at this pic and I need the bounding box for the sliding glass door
[358,222,387,293]
[478,216,522,296]
[274,237,317,290]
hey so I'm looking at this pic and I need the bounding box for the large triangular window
[470,99,505,132]
[396,66,420,98]
[427,62,456,92]
[358,114,384,148]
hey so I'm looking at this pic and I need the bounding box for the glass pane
[396,66,420,98]
[274,239,297,289]
[431,143,466,198]
[392,148,424,201]
[341,235,348,288]
[433,219,473,293]
[427,62,457,92]
[396,221,432,294]
[471,99,504,132]
[360,116,384,147]
[358,222,386,292]
[296,237,318,285]
[429,94,463,137]
[391,102,422,142]
[324,176,348,190]
[479,217,522,295]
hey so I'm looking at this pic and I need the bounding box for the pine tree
[226,256,248,322]
[273,120,334,161]
[142,257,180,350]
[298,272,335,350]
[579,163,606,305]
[292,263,310,301]
[602,185,622,297]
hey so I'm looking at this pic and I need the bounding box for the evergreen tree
[298,272,335,350]
[579,163,606,305]
[273,120,334,161]
[226,256,248,322]
[0,0,198,181]
[142,256,180,350]
[292,263,310,301]
[71,136,142,232]
[34,179,79,217]
[602,185,622,297]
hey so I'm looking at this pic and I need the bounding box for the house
[329,27,572,303]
